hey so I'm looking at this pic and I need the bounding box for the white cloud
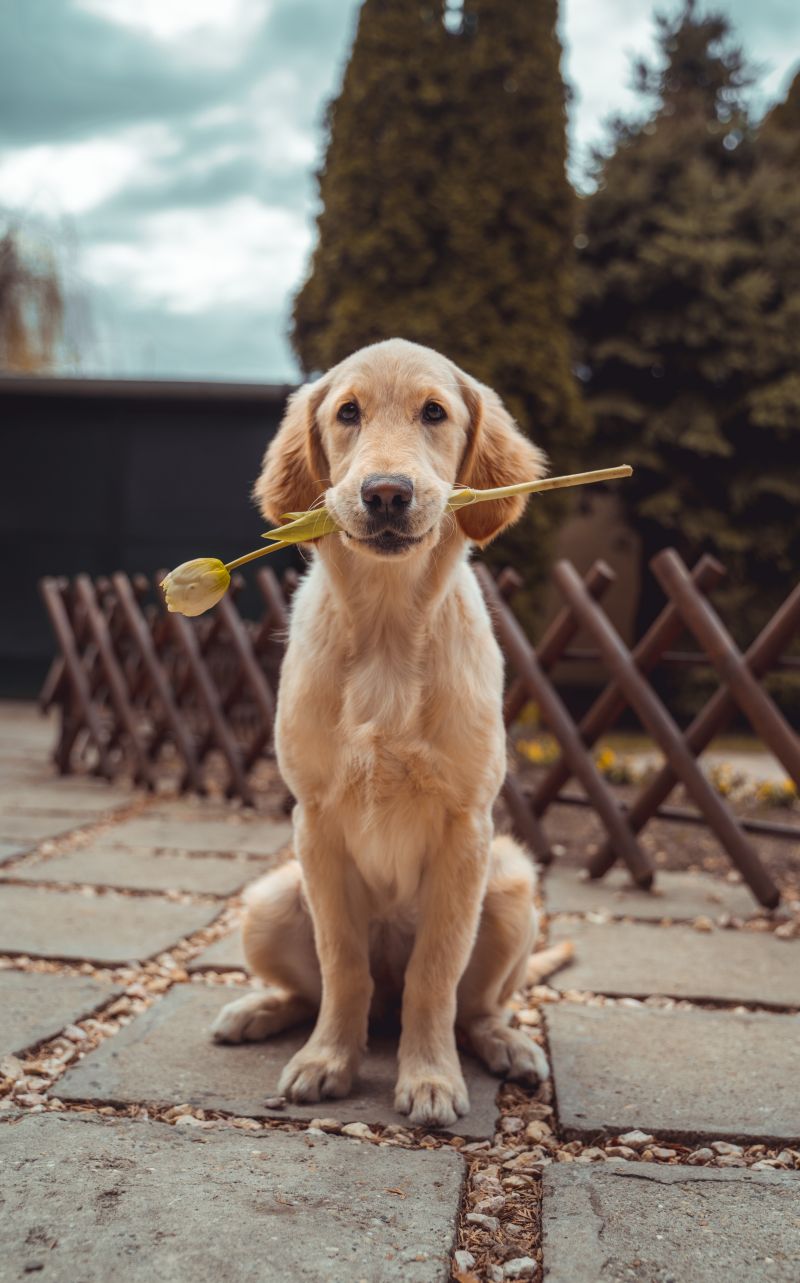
[0,125,177,217]
[82,195,312,313]
[73,0,270,64]
[561,0,658,181]
[246,74,320,170]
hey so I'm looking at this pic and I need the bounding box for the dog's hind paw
[211,990,311,1044]
[467,1017,549,1083]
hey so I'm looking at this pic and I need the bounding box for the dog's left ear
[253,378,330,523]
[455,374,547,544]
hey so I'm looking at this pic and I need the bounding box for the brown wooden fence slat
[476,564,653,887]
[154,576,254,805]
[552,559,779,908]
[652,550,800,786]
[216,594,276,767]
[504,561,616,728]
[532,553,725,816]
[589,576,800,883]
[112,572,205,795]
[39,577,115,779]
[73,575,157,790]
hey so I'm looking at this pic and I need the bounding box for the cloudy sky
[1,0,798,383]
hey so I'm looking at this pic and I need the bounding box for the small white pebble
[618,1131,655,1149]
[711,1141,743,1155]
[465,1212,500,1232]
[341,1122,377,1140]
[524,1120,553,1143]
[309,1118,341,1133]
[501,1116,525,1134]
[453,1250,475,1273]
[474,1195,506,1216]
[503,1258,537,1279]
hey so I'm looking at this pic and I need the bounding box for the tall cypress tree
[292,0,586,622]
[724,72,800,669]
[575,3,767,634]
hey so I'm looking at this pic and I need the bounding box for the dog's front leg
[395,814,491,1127]
[278,806,372,1103]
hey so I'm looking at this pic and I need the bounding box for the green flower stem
[447,464,632,509]
[225,541,289,572]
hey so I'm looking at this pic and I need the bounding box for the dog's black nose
[361,474,414,515]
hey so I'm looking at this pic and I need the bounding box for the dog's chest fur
[276,560,505,906]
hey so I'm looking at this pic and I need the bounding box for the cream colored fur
[212,338,550,1127]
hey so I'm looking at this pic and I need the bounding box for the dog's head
[254,338,546,560]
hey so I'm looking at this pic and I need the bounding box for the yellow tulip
[160,558,231,617]
[160,465,633,617]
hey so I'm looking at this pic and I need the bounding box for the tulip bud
[160,558,231,617]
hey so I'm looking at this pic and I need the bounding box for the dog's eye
[337,401,360,425]
[422,400,446,424]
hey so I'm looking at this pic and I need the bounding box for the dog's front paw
[394,1069,469,1128]
[278,1043,355,1102]
[468,1017,550,1083]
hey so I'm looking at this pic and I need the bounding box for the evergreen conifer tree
[725,71,800,661]
[292,0,586,621]
[574,2,784,637]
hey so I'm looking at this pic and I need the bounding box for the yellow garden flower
[160,558,231,617]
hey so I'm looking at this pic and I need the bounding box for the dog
[212,337,552,1127]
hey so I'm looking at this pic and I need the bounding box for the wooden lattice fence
[39,549,800,907]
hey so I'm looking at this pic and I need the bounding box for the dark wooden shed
[1,375,291,696]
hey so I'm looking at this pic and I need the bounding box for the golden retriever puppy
[212,337,549,1127]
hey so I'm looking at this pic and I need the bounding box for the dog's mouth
[344,527,432,557]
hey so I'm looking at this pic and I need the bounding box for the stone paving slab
[0,885,220,965]
[542,1162,800,1283]
[187,928,246,971]
[547,1003,800,1143]
[0,1112,463,1283]
[549,920,800,1008]
[2,847,274,897]
[57,983,501,1138]
[0,840,29,867]
[0,970,121,1057]
[102,814,293,857]
[543,865,758,921]
[0,813,82,844]
[0,783,133,815]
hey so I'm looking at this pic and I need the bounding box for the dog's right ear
[253,379,330,523]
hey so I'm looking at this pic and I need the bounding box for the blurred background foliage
[292,0,587,619]
[0,229,63,373]
[290,0,799,666]
[2,0,798,707]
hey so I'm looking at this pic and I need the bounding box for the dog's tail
[526,939,574,985]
